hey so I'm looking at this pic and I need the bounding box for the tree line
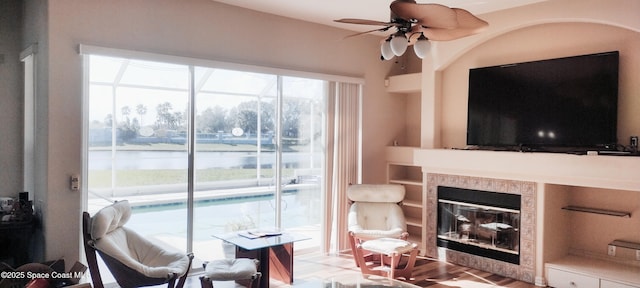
[92,98,320,143]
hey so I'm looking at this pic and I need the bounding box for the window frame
[80,44,364,257]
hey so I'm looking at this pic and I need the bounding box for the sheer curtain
[323,82,362,253]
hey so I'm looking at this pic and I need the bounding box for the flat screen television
[467,51,619,152]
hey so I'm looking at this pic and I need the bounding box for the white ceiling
[212,0,547,34]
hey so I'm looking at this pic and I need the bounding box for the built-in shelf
[402,199,422,208]
[562,205,631,217]
[385,73,422,93]
[610,240,640,250]
[385,151,426,256]
[385,146,418,164]
[407,234,421,246]
[389,179,422,186]
[546,255,640,288]
[405,216,422,227]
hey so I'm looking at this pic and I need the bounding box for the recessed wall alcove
[426,173,537,283]
[436,21,640,150]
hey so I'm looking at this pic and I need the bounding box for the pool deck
[87,183,317,213]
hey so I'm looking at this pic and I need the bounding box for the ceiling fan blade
[409,8,488,41]
[344,26,393,39]
[452,8,489,31]
[411,25,485,41]
[390,1,458,29]
[334,18,397,26]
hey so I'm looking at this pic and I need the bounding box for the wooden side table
[212,230,310,287]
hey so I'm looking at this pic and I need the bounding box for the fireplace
[437,186,521,264]
[426,174,536,283]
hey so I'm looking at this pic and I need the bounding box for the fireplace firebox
[437,186,521,264]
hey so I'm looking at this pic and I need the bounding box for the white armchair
[82,200,193,288]
[346,184,418,279]
[347,184,408,242]
[347,184,408,262]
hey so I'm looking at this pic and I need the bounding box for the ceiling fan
[334,0,489,60]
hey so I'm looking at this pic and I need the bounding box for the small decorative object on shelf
[0,197,14,215]
[1,192,34,223]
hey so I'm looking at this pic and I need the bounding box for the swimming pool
[89,185,322,262]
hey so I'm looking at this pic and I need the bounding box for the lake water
[88,150,321,170]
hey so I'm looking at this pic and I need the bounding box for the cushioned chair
[82,200,194,288]
[347,184,418,279]
[199,258,261,288]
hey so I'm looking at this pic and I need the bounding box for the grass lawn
[89,168,298,188]
[88,143,309,188]
[89,142,313,152]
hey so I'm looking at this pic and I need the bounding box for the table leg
[269,243,293,284]
[235,243,295,287]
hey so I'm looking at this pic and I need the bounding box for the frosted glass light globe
[390,34,408,56]
[413,34,430,59]
[381,40,394,60]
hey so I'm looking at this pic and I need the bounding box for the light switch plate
[636,250,640,261]
[608,245,616,256]
[70,174,80,191]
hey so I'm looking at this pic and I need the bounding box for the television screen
[467,51,619,151]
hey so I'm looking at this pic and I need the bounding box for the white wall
[34,0,401,266]
[441,23,640,149]
[420,0,640,149]
[568,187,640,259]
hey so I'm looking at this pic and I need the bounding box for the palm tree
[136,104,147,127]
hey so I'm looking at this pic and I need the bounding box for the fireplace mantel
[414,149,640,192]
[386,146,639,284]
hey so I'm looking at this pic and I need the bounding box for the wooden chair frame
[351,238,418,280]
[82,211,194,288]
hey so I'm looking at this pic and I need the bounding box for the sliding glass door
[86,56,190,251]
[278,76,326,231]
[85,54,326,270]
[191,68,279,259]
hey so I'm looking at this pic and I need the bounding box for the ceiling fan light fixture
[333,1,489,61]
[381,37,395,60]
[390,33,408,56]
[413,33,430,59]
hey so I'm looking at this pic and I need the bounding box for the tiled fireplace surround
[426,173,537,283]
